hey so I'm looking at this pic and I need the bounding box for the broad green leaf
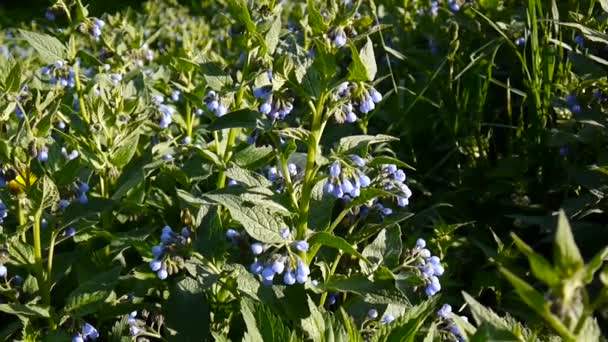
[8,239,35,266]
[164,277,210,342]
[371,296,439,342]
[553,210,583,275]
[576,317,602,341]
[201,62,233,90]
[348,42,368,82]
[600,0,608,12]
[308,232,369,262]
[470,323,519,342]
[227,0,256,33]
[510,233,560,286]
[462,292,510,330]
[359,38,377,81]
[208,109,261,130]
[233,145,273,169]
[0,304,50,318]
[63,198,115,225]
[111,132,140,168]
[242,298,264,342]
[301,296,326,342]
[277,127,311,142]
[306,0,328,34]
[308,179,334,231]
[54,158,81,186]
[5,62,21,93]
[265,16,281,55]
[349,212,413,243]
[204,191,286,243]
[337,134,399,154]
[582,246,608,283]
[368,156,415,171]
[225,167,272,188]
[339,308,363,342]
[64,267,121,316]
[361,226,402,274]
[319,274,409,305]
[19,30,66,64]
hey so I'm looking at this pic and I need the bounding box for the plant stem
[319,252,343,306]
[296,95,326,242]
[72,54,90,125]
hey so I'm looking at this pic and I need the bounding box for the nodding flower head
[333,30,347,47]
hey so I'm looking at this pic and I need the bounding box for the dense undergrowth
[0,0,607,341]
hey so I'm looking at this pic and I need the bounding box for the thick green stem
[73,58,90,125]
[319,252,343,306]
[18,197,26,243]
[33,210,51,309]
[296,95,327,246]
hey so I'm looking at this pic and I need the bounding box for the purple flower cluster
[72,322,99,342]
[414,238,445,297]
[61,147,80,160]
[0,264,7,278]
[324,157,371,199]
[127,311,141,336]
[229,228,312,286]
[437,304,467,342]
[380,164,413,207]
[333,29,347,47]
[566,93,581,114]
[91,19,105,41]
[42,60,77,88]
[333,83,383,123]
[205,91,228,117]
[76,181,90,204]
[153,96,175,129]
[149,225,190,280]
[254,86,294,121]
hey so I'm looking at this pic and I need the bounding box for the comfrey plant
[0,0,470,340]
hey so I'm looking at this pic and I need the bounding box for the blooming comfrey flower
[359,96,375,114]
[1,202,9,224]
[280,228,290,239]
[382,314,395,324]
[91,19,105,41]
[438,304,452,318]
[294,240,309,252]
[296,258,310,283]
[283,270,296,285]
[333,30,347,47]
[448,0,461,11]
[82,322,99,340]
[515,37,526,46]
[171,90,180,102]
[65,227,77,237]
[45,9,56,21]
[367,309,378,319]
[0,264,7,278]
[574,35,584,48]
[251,243,264,255]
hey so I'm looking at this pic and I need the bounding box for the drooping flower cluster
[414,238,445,297]
[152,96,175,129]
[61,146,80,160]
[0,263,7,278]
[254,85,294,121]
[228,228,312,286]
[380,164,413,207]
[75,181,90,204]
[324,156,371,199]
[41,60,76,88]
[127,311,141,336]
[149,225,191,280]
[90,19,105,41]
[333,82,383,123]
[566,93,582,114]
[437,304,467,342]
[72,322,99,342]
[205,91,228,117]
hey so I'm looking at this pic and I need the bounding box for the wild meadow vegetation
[0,0,607,340]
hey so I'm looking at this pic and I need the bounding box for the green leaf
[308,232,368,262]
[553,210,584,275]
[164,277,210,342]
[63,198,115,225]
[510,233,560,286]
[265,16,282,55]
[349,212,414,243]
[204,191,286,243]
[361,226,402,273]
[339,308,363,342]
[368,156,415,171]
[462,292,510,330]
[301,296,326,342]
[582,246,608,283]
[201,62,233,90]
[0,304,50,319]
[54,158,81,186]
[8,239,35,266]
[5,62,21,93]
[64,267,121,316]
[225,167,272,188]
[277,127,311,142]
[337,134,398,154]
[111,132,140,168]
[359,38,377,81]
[348,43,368,82]
[371,296,439,342]
[470,323,519,342]
[19,30,66,64]
[242,298,297,342]
[306,0,328,34]
[319,274,409,305]
[208,109,262,131]
[227,0,256,33]
[233,145,273,169]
